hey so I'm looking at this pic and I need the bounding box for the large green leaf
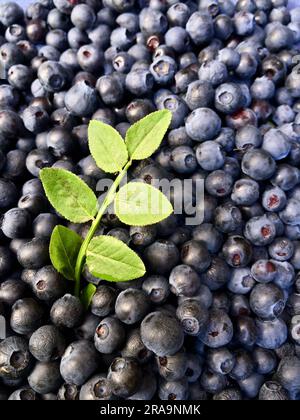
[88,120,128,173]
[115,182,173,226]
[49,225,83,281]
[40,168,98,223]
[125,110,172,160]
[86,235,145,282]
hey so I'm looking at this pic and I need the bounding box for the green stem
[74,160,132,297]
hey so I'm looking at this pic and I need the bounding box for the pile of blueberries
[1,0,300,401]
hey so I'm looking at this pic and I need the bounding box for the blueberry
[201,309,233,348]
[218,48,240,70]
[231,178,260,207]
[141,311,184,357]
[0,179,18,209]
[0,278,26,306]
[115,288,150,325]
[198,60,228,88]
[57,383,80,401]
[214,202,243,234]
[0,2,24,27]
[181,240,211,274]
[29,325,66,362]
[262,129,291,160]
[144,240,180,275]
[259,381,289,400]
[177,299,209,336]
[94,317,125,354]
[60,340,99,386]
[205,170,234,197]
[89,285,116,317]
[126,69,154,96]
[242,149,276,181]
[0,336,32,380]
[31,266,66,302]
[273,260,295,290]
[167,3,191,27]
[32,213,58,239]
[156,350,187,381]
[196,141,225,172]
[17,237,50,269]
[158,94,189,129]
[8,388,38,401]
[200,368,227,394]
[186,11,214,45]
[158,378,189,400]
[256,318,288,350]
[10,298,44,335]
[201,257,231,291]
[127,369,157,400]
[139,7,168,35]
[169,265,200,297]
[245,215,277,246]
[250,283,285,320]
[0,110,24,139]
[251,259,278,283]
[268,237,294,261]
[213,388,242,400]
[192,223,223,254]
[185,80,214,110]
[276,356,300,398]
[262,186,287,212]
[65,81,99,117]
[28,361,62,395]
[80,374,114,401]
[168,145,196,174]
[214,128,235,152]
[71,4,96,30]
[108,357,142,398]
[222,235,253,268]
[121,328,153,364]
[50,294,84,329]
[271,164,300,191]
[207,347,235,375]
[215,83,244,114]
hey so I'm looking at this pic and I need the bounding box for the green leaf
[49,225,83,281]
[80,283,97,310]
[40,168,98,223]
[115,182,173,226]
[86,235,146,282]
[88,120,128,173]
[125,110,172,160]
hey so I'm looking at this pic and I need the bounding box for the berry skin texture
[201,309,234,349]
[141,311,184,357]
[29,325,66,362]
[108,357,142,398]
[94,317,125,354]
[185,107,221,142]
[50,294,84,329]
[0,336,32,380]
[60,340,99,386]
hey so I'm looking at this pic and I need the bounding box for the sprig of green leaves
[40,110,173,304]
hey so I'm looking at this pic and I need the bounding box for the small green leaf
[86,235,145,282]
[115,182,173,226]
[88,120,128,173]
[49,225,83,281]
[125,110,172,160]
[40,168,98,223]
[80,283,97,310]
